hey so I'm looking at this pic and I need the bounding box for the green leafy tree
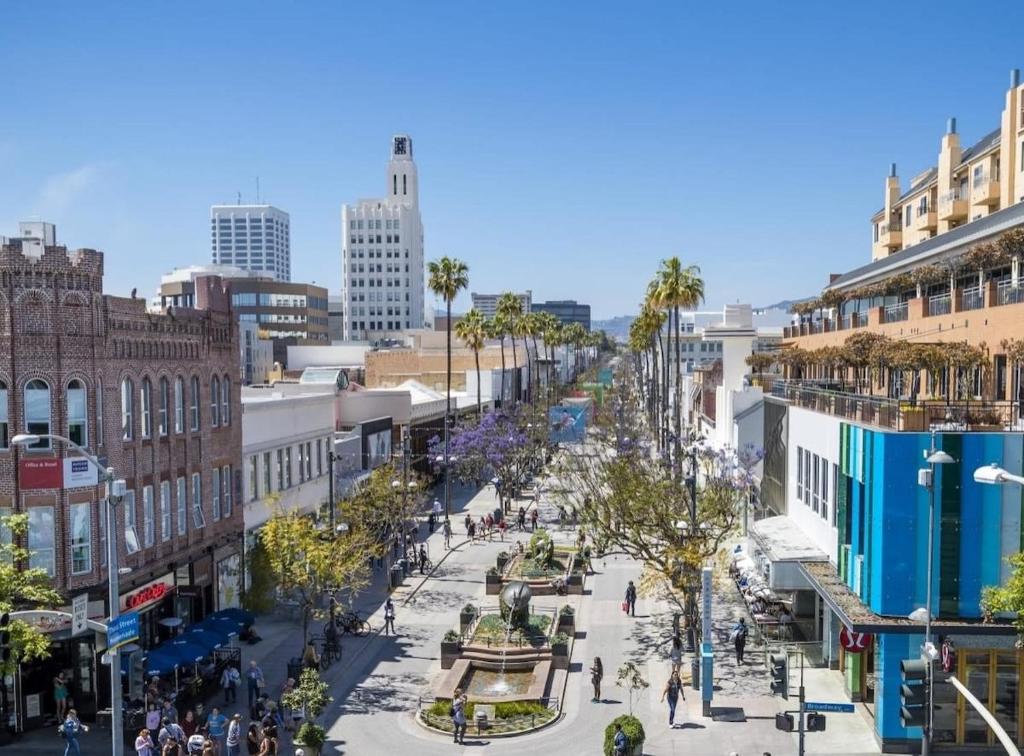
[982,553,1024,639]
[282,668,333,749]
[0,513,63,675]
[615,661,649,716]
[497,293,525,404]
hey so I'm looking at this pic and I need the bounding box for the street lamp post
[11,433,126,756]
[327,450,337,531]
[917,436,955,756]
[974,463,1024,487]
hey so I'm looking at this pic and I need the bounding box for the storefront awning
[750,516,828,563]
[798,560,1016,636]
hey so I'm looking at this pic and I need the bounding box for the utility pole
[798,650,806,756]
[684,442,698,653]
[328,450,336,531]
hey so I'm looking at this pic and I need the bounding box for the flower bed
[470,613,550,647]
[422,699,557,734]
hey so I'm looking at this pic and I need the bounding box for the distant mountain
[593,315,634,341]
[754,298,810,314]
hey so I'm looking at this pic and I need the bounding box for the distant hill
[592,315,633,341]
[754,298,811,314]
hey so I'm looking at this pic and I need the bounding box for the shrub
[294,722,326,748]
[443,629,460,643]
[486,566,499,577]
[551,632,570,646]
[461,603,477,615]
[494,700,548,718]
[497,551,510,560]
[428,698,475,720]
[559,604,575,617]
[603,715,646,756]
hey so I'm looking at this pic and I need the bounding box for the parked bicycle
[333,609,371,637]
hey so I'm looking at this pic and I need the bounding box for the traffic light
[769,652,789,699]
[0,612,9,663]
[806,712,827,732]
[774,712,794,732]
[900,658,928,728]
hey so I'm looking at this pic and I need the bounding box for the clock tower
[388,134,418,207]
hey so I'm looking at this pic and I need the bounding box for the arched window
[140,378,152,438]
[121,378,134,441]
[210,376,220,427]
[0,380,8,449]
[96,378,103,447]
[25,379,51,448]
[158,377,169,436]
[190,376,200,431]
[67,379,88,447]
[174,377,184,433]
[221,376,230,426]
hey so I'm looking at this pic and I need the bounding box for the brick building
[0,224,242,729]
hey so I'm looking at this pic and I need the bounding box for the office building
[0,224,242,731]
[341,135,426,340]
[470,291,532,320]
[533,299,591,330]
[210,204,291,282]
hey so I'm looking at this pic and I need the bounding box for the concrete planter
[459,611,476,635]
[485,572,502,595]
[441,641,461,670]
[567,573,584,594]
[551,643,569,670]
[557,614,575,636]
[496,554,510,573]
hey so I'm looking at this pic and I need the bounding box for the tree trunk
[531,334,540,404]
[674,305,682,481]
[499,336,507,407]
[445,299,452,517]
[475,349,482,417]
[511,336,519,403]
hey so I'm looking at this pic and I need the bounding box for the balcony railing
[768,380,1022,432]
[961,286,984,311]
[928,293,951,316]
[997,278,1024,306]
[883,302,908,323]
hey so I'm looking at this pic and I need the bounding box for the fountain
[491,581,533,693]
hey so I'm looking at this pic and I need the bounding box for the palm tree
[523,312,543,404]
[427,256,469,517]
[535,312,560,407]
[645,279,669,451]
[496,293,524,404]
[489,315,509,407]
[455,308,487,416]
[654,258,705,479]
[564,322,587,378]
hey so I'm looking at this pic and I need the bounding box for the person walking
[206,706,227,754]
[517,505,526,531]
[220,662,239,705]
[225,713,242,756]
[157,717,185,753]
[530,508,538,531]
[443,518,452,549]
[146,703,161,733]
[451,688,468,745]
[661,668,685,727]
[498,517,507,541]
[245,660,264,708]
[624,580,637,617]
[54,671,69,722]
[669,633,683,673]
[432,498,443,531]
[60,709,88,756]
[181,710,198,740]
[418,544,428,575]
[245,723,261,756]
[590,657,603,702]
[464,514,472,538]
[135,728,156,756]
[732,617,749,664]
[384,598,396,635]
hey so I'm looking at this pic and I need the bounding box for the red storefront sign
[839,627,872,653]
[120,574,175,613]
[18,458,63,489]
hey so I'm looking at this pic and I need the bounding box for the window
[812,454,820,514]
[804,449,811,505]
[0,380,9,449]
[304,442,312,481]
[190,376,201,431]
[160,481,171,542]
[263,451,272,493]
[70,502,92,575]
[67,380,88,447]
[221,376,231,425]
[222,465,232,517]
[832,464,839,527]
[142,485,155,548]
[211,376,220,427]
[28,507,55,576]
[176,477,187,535]
[285,447,293,488]
[276,449,285,489]
[821,458,829,522]
[96,379,103,447]
[317,439,323,477]
[191,473,206,528]
[905,205,912,227]
[158,378,169,436]
[123,491,140,554]
[298,444,306,483]
[174,377,184,433]
[99,498,106,566]
[25,379,51,448]
[248,456,258,501]
[121,378,134,440]
[140,378,152,438]
[212,467,221,521]
[796,447,803,501]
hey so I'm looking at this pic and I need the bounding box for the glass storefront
[931,648,1022,748]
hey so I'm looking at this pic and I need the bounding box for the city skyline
[2,2,1024,319]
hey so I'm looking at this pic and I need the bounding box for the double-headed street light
[11,433,127,756]
[973,463,1024,487]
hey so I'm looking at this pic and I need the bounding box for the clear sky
[2,1,1023,319]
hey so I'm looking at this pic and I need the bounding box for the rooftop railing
[997,278,1024,306]
[883,302,908,323]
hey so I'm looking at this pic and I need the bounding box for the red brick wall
[0,241,242,603]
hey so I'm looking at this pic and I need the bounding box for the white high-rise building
[211,204,291,282]
[341,134,425,340]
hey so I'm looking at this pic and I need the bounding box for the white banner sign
[63,458,99,488]
[71,594,88,637]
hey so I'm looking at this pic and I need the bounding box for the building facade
[210,204,291,282]
[341,135,426,340]
[533,299,591,330]
[470,290,532,320]
[0,224,242,730]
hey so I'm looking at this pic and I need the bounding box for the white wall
[287,343,369,370]
[337,389,411,426]
[785,406,843,564]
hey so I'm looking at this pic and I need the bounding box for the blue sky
[2,1,1023,319]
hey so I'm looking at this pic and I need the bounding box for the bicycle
[319,625,344,666]
[334,609,371,637]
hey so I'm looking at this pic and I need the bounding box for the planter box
[441,641,461,670]
[557,614,575,636]
[294,745,322,756]
[459,611,476,635]
[567,573,584,595]
[485,573,501,595]
[496,555,509,573]
[551,644,569,670]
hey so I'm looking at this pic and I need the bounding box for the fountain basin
[436,658,551,703]
[464,668,534,698]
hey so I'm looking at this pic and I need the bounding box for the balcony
[883,302,908,323]
[878,221,902,249]
[768,379,1023,432]
[972,172,1000,206]
[961,286,984,311]
[927,293,951,316]
[937,189,968,221]
[997,278,1024,306]
[913,205,937,231]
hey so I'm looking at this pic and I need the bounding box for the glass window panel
[123,491,140,554]
[160,481,171,542]
[25,380,51,447]
[67,381,88,447]
[70,502,91,574]
[28,507,55,576]
[177,477,187,535]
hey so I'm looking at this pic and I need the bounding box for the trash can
[398,558,409,577]
[391,564,404,588]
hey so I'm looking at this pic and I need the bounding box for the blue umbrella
[212,607,254,625]
[167,640,208,664]
[200,615,243,636]
[143,651,180,678]
[179,627,227,651]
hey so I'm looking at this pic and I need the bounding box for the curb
[414,707,564,739]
